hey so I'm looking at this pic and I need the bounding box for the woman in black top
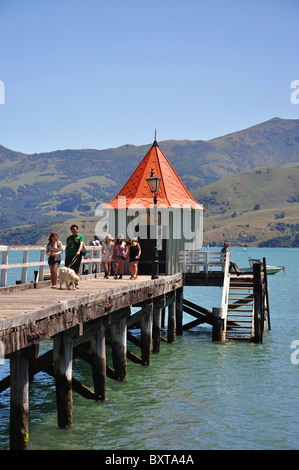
[46,232,63,288]
[128,238,141,280]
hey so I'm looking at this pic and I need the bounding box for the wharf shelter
[101,139,205,275]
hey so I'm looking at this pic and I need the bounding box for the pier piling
[53,333,73,428]
[90,325,106,401]
[212,307,225,342]
[140,302,153,365]
[253,263,263,343]
[167,294,176,344]
[10,350,29,450]
[110,314,127,382]
[153,298,164,353]
[175,286,183,335]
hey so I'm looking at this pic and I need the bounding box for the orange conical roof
[104,140,205,210]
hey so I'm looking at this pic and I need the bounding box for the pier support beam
[212,307,225,342]
[53,333,73,428]
[10,350,29,450]
[111,314,127,382]
[140,303,153,365]
[167,296,176,344]
[175,287,183,336]
[90,324,106,401]
[161,307,165,328]
[253,263,263,344]
[153,298,164,353]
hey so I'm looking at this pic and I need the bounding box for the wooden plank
[127,350,142,364]
[47,364,95,400]
[183,305,211,324]
[127,332,142,348]
[127,303,153,328]
[183,298,212,316]
[182,318,203,330]
[0,275,183,355]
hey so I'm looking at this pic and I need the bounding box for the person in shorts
[65,225,85,286]
[128,238,141,279]
[101,234,114,278]
[46,232,63,288]
[113,233,127,279]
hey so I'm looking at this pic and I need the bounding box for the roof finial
[153,128,158,147]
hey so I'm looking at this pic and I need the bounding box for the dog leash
[68,255,78,269]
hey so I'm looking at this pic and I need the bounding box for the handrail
[179,250,226,273]
[220,251,230,332]
[0,245,102,287]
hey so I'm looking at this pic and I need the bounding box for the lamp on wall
[146,168,161,279]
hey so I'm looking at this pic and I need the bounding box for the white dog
[59,267,79,290]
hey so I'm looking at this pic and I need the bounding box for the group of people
[101,233,141,280]
[46,225,141,288]
[46,225,239,289]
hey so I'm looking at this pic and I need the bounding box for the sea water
[0,247,298,450]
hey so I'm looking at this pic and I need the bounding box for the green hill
[0,117,298,246]
[192,167,299,247]
[0,116,298,230]
[1,167,298,248]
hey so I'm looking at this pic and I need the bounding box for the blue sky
[0,0,298,154]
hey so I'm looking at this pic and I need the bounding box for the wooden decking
[182,271,254,286]
[0,273,182,357]
[0,274,152,318]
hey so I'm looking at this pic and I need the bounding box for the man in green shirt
[65,225,85,283]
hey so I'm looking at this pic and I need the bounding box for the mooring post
[253,263,263,343]
[140,303,153,365]
[53,333,73,428]
[212,307,225,342]
[110,315,127,381]
[175,286,183,336]
[90,324,106,401]
[167,297,176,343]
[10,351,29,450]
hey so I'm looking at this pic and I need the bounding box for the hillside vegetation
[192,167,299,247]
[0,117,298,246]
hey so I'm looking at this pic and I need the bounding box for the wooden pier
[0,272,183,449]
[0,246,270,450]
